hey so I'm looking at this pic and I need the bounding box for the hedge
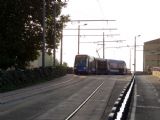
[0,66,67,92]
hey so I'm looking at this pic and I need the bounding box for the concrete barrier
[152,67,160,78]
[152,71,160,78]
[107,75,135,120]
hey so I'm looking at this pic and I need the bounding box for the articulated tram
[74,54,127,75]
[107,59,127,75]
[74,54,96,74]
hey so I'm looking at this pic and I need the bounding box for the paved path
[130,75,160,120]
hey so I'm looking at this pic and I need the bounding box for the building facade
[143,38,160,72]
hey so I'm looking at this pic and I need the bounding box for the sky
[56,0,160,71]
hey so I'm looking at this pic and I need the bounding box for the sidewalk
[130,75,160,120]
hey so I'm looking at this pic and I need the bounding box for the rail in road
[0,75,132,120]
[65,82,104,120]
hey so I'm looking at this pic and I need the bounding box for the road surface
[0,74,131,120]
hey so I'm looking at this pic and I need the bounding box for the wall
[143,38,160,72]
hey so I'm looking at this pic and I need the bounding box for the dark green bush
[0,66,67,92]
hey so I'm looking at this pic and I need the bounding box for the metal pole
[134,35,141,74]
[134,36,136,74]
[42,0,46,68]
[53,1,56,66]
[60,23,63,65]
[103,32,105,59]
[78,25,80,54]
[130,48,131,69]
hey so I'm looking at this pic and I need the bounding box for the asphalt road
[130,75,160,120]
[0,74,131,120]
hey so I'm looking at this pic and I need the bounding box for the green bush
[0,66,67,92]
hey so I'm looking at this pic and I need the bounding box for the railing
[107,75,135,120]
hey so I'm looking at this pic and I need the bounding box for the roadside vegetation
[0,66,67,93]
[0,0,70,92]
[0,0,69,70]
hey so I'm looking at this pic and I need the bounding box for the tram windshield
[74,55,87,66]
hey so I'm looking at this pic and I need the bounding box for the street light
[134,35,141,74]
[78,23,87,54]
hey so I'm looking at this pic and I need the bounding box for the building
[143,38,160,72]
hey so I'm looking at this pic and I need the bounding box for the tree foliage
[0,0,69,70]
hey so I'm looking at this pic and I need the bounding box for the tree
[45,1,70,52]
[63,62,68,67]
[0,0,69,70]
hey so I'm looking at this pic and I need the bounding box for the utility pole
[60,23,63,65]
[78,25,80,54]
[77,23,87,54]
[134,37,136,73]
[68,20,116,55]
[103,32,105,59]
[42,0,46,68]
[130,48,132,70]
[134,35,141,74]
[53,1,56,66]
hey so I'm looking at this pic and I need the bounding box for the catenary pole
[78,25,80,54]
[53,0,56,66]
[42,0,46,68]
[103,32,105,59]
[60,23,63,65]
[134,35,141,74]
[134,36,136,73]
